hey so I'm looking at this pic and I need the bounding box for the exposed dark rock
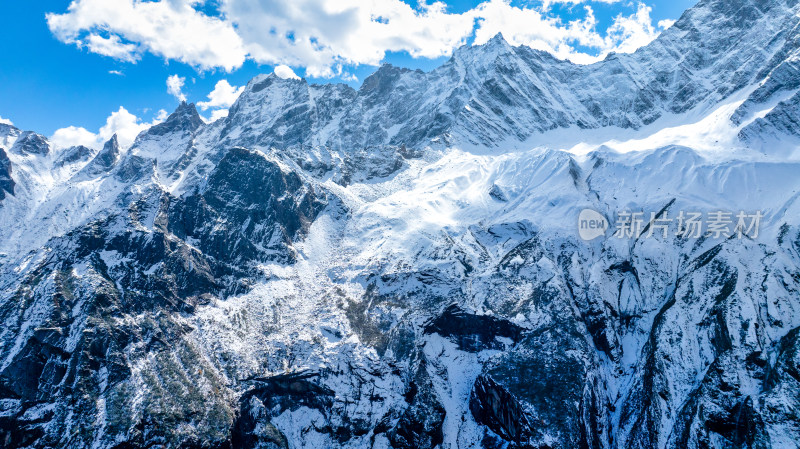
[115,155,154,183]
[145,102,204,138]
[424,304,525,352]
[77,135,121,178]
[245,372,335,412]
[10,131,49,155]
[740,90,800,145]
[0,147,14,200]
[489,184,508,202]
[54,144,94,167]
[166,146,328,267]
[0,146,331,447]
[387,360,446,449]
[232,372,331,448]
[469,374,532,444]
[485,284,600,449]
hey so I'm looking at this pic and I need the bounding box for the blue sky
[0,0,696,145]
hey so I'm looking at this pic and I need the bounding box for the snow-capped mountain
[2,0,800,448]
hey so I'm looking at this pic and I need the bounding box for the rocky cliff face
[1,0,800,448]
[0,148,14,202]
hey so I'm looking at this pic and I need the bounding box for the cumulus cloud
[85,34,139,62]
[197,80,244,110]
[47,0,673,76]
[221,0,475,77]
[207,109,232,122]
[46,0,246,71]
[50,107,168,150]
[658,19,676,30]
[50,126,98,149]
[541,0,621,10]
[99,106,157,147]
[167,74,186,102]
[472,2,666,63]
[0,116,13,126]
[197,79,245,121]
[470,1,604,61]
[601,3,662,55]
[274,65,300,80]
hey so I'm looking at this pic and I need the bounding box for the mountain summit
[210,0,800,156]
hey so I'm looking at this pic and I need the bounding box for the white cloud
[222,0,475,77]
[470,1,605,61]
[47,0,674,76]
[167,74,186,102]
[273,65,300,80]
[99,106,153,147]
[85,34,139,61]
[602,3,663,55]
[109,70,124,76]
[197,80,245,110]
[153,109,170,122]
[197,79,245,122]
[208,109,231,122]
[542,0,621,10]
[50,106,167,150]
[471,2,667,64]
[658,19,676,30]
[0,116,12,126]
[341,72,359,82]
[47,0,246,71]
[50,126,98,149]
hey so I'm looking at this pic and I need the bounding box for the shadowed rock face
[146,102,204,138]
[232,372,331,449]
[54,145,94,168]
[11,131,49,155]
[0,148,14,201]
[0,147,328,449]
[469,374,532,444]
[740,91,800,147]
[424,304,525,352]
[167,146,328,267]
[77,135,120,179]
[386,360,446,449]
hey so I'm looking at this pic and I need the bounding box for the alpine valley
[2,0,800,448]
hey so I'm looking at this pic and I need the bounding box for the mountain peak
[360,64,418,95]
[146,102,204,137]
[0,122,19,135]
[96,134,121,166]
[451,31,516,68]
[477,32,513,54]
[230,73,309,106]
[11,131,50,156]
[104,134,120,152]
[487,32,510,46]
[0,123,20,150]
[76,133,121,178]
